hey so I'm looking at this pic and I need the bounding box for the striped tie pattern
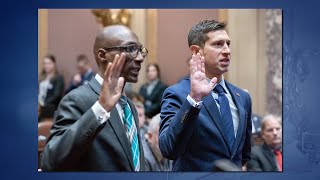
[121,96,140,171]
[214,84,235,149]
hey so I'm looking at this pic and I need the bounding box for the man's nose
[273,129,278,135]
[222,44,231,54]
[134,51,145,62]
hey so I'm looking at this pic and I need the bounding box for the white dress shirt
[187,76,240,137]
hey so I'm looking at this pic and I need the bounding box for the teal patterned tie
[120,96,140,171]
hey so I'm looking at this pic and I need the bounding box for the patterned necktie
[214,84,235,148]
[274,149,282,171]
[120,96,140,171]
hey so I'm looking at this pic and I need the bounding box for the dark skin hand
[98,52,126,112]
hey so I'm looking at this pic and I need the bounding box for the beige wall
[227,9,267,115]
[47,9,100,87]
[157,9,218,85]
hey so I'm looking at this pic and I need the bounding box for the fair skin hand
[189,53,217,101]
[98,53,126,112]
[73,74,82,85]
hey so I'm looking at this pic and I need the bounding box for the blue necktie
[120,96,140,171]
[214,84,235,148]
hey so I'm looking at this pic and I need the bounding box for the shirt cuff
[186,94,203,109]
[91,101,111,124]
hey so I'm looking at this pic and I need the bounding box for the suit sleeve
[40,92,104,171]
[242,92,252,165]
[159,87,200,160]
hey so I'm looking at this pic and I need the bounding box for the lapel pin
[236,93,240,97]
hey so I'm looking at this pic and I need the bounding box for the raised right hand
[99,53,126,112]
[189,53,217,102]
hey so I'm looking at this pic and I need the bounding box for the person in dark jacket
[247,115,282,171]
[139,63,167,118]
[38,54,64,121]
[66,54,95,94]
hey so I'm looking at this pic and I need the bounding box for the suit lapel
[225,82,246,156]
[88,78,135,170]
[108,108,135,170]
[203,94,232,156]
[262,143,278,170]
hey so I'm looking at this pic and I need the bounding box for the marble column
[266,9,282,116]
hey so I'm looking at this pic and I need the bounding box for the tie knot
[214,84,226,94]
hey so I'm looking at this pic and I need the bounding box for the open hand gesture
[99,53,126,112]
[189,53,217,101]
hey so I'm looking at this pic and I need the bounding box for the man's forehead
[110,32,140,46]
[265,120,282,128]
[206,30,230,41]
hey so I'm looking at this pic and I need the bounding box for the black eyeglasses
[103,44,148,58]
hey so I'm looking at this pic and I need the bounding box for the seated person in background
[126,91,144,104]
[142,114,172,171]
[251,113,264,146]
[134,101,149,139]
[66,54,95,93]
[246,114,282,171]
[38,54,65,122]
[139,63,167,118]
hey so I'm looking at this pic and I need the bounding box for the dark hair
[146,63,161,79]
[45,54,56,63]
[188,20,227,48]
[76,54,90,64]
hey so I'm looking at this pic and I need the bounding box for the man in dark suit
[41,25,148,171]
[66,54,95,94]
[247,115,282,171]
[159,19,252,171]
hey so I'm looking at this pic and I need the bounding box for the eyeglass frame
[102,44,148,58]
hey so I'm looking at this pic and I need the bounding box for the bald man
[41,25,148,171]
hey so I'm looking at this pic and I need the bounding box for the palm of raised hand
[189,53,217,101]
[99,53,126,112]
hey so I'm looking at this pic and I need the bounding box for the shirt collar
[211,75,228,94]
[95,73,103,85]
[148,79,159,86]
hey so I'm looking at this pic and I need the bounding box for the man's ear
[190,45,202,55]
[190,45,198,55]
[98,48,108,62]
[147,132,152,142]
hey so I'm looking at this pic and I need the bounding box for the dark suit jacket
[159,78,252,171]
[246,143,280,171]
[39,74,65,119]
[139,80,167,118]
[40,78,147,171]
